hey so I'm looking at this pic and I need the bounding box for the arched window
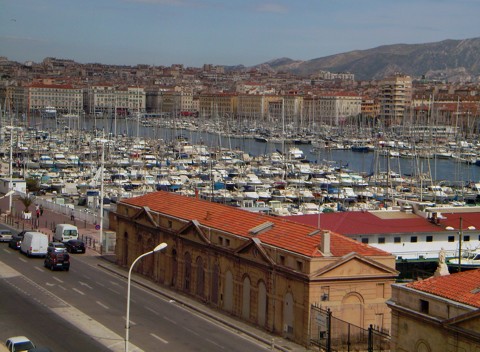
[242,275,251,320]
[196,256,205,297]
[257,280,267,326]
[224,270,233,312]
[211,263,220,305]
[184,252,192,292]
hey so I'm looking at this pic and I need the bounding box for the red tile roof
[286,211,480,235]
[406,269,480,308]
[121,191,390,258]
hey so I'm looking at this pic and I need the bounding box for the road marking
[79,281,93,289]
[109,281,120,286]
[53,277,63,283]
[34,266,43,272]
[183,326,200,336]
[72,287,85,295]
[206,338,225,349]
[150,333,168,344]
[162,316,177,324]
[144,306,159,316]
[96,301,109,309]
[2,248,10,253]
[96,281,105,287]
[46,282,55,286]
[123,316,136,326]
[108,287,120,295]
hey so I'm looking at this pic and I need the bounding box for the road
[0,239,268,351]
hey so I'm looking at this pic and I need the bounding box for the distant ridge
[248,38,480,81]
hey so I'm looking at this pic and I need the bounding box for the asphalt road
[0,238,268,352]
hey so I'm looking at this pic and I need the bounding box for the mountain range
[246,37,480,82]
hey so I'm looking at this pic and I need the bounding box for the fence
[310,304,391,352]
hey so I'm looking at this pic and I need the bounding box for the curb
[97,262,296,352]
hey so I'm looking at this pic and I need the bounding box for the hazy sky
[1,0,479,67]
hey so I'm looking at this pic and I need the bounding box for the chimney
[319,230,332,256]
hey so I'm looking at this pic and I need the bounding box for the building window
[225,238,230,247]
[420,299,429,314]
[320,286,330,301]
[426,235,433,242]
[410,236,417,243]
[168,220,172,228]
[279,255,285,265]
[296,260,303,272]
[378,237,385,244]
[464,235,470,242]
[376,283,385,298]
[394,237,401,243]
[361,238,369,244]
[218,236,223,245]
[448,236,455,242]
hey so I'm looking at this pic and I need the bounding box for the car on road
[64,239,86,254]
[0,229,13,243]
[47,242,67,253]
[44,249,70,271]
[8,234,24,250]
[5,335,35,351]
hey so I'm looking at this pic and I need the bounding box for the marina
[2,114,480,219]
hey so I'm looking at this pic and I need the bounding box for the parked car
[64,239,86,254]
[44,249,70,271]
[5,335,35,351]
[0,229,13,242]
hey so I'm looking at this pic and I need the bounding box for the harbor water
[33,116,480,184]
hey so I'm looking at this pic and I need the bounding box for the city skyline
[1,0,479,68]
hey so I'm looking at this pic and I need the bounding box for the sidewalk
[0,195,101,249]
[0,194,312,352]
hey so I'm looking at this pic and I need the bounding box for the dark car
[64,239,86,254]
[44,245,70,271]
[8,234,24,250]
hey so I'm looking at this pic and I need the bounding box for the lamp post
[125,242,167,352]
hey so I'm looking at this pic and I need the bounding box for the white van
[54,224,79,242]
[20,232,49,257]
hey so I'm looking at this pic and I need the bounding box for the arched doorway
[257,280,267,327]
[196,256,205,298]
[211,263,219,305]
[340,293,364,328]
[283,292,294,338]
[224,270,233,312]
[242,275,251,320]
[184,252,192,292]
[123,232,128,266]
[171,248,177,287]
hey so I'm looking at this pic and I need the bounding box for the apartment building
[379,74,412,126]
[26,83,83,115]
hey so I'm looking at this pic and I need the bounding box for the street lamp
[446,217,476,272]
[125,242,167,352]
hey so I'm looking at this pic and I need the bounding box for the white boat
[447,249,480,270]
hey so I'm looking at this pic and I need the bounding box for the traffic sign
[95,224,100,230]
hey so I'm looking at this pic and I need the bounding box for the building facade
[113,191,398,346]
[379,74,412,126]
[387,269,480,352]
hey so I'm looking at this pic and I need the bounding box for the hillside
[254,38,480,81]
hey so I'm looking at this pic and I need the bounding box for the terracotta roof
[120,191,390,258]
[405,269,480,308]
[286,211,480,235]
